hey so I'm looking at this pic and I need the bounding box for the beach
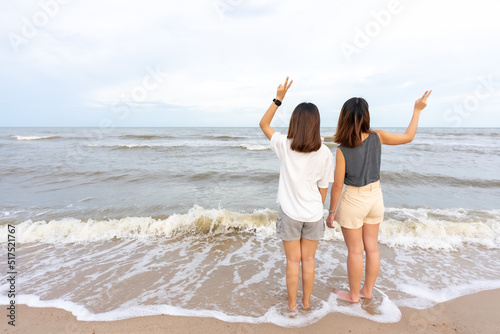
[1,127,499,330]
[2,288,499,333]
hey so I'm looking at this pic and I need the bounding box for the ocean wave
[379,207,500,251]
[185,171,278,182]
[405,144,499,155]
[119,134,175,140]
[423,131,500,138]
[188,171,220,181]
[88,143,264,150]
[88,144,181,149]
[11,135,61,141]
[380,171,500,188]
[1,206,276,244]
[238,144,270,151]
[202,135,247,141]
[239,141,336,151]
[1,206,499,249]
[321,136,336,143]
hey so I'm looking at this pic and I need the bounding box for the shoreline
[2,289,499,334]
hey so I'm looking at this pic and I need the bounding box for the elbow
[402,134,414,144]
[259,118,267,129]
[260,120,271,132]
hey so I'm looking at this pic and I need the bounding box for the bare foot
[360,287,373,299]
[302,298,310,310]
[334,289,360,303]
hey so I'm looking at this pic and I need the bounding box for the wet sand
[2,288,499,334]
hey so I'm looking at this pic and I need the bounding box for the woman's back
[271,132,333,222]
[339,132,381,187]
[326,91,431,303]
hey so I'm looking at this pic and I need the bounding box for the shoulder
[270,132,290,155]
[271,131,288,141]
[372,130,383,145]
[271,131,282,139]
[373,130,384,138]
[270,131,285,145]
[319,144,334,157]
[336,146,344,156]
[337,143,348,154]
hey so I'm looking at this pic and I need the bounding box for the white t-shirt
[270,132,334,222]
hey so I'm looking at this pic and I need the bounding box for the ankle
[360,287,373,298]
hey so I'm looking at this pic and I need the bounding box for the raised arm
[375,90,432,145]
[259,77,293,140]
[326,148,345,228]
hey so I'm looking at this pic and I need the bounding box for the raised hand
[276,76,293,101]
[414,90,432,112]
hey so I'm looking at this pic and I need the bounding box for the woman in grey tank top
[326,91,432,303]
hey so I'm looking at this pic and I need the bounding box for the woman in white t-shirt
[259,77,334,311]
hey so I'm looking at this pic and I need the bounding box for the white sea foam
[1,207,499,250]
[88,143,173,148]
[13,282,496,326]
[395,280,500,307]
[1,210,500,327]
[1,206,277,244]
[11,135,59,140]
[1,291,401,326]
[238,144,270,151]
[325,290,401,323]
[377,207,500,251]
[2,273,499,326]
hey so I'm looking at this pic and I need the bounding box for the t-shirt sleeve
[318,147,334,188]
[270,132,285,160]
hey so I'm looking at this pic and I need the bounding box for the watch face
[273,99,281,106]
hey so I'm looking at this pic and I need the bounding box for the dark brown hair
[287,102,322,153]
[334,97,372,148]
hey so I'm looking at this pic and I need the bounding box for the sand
[2,289,499,334]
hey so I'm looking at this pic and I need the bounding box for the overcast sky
[1,0,499,127]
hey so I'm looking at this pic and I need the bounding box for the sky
[1,0,499,127]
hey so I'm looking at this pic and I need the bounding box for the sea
[0,127,499,327]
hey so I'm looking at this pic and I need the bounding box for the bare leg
[300,238,319,309]
[360,223,380,299]
[282,240,301,311]
[336,227,364,303]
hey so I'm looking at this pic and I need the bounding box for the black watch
[273,98,282,106]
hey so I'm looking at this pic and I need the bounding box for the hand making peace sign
[414,90,432,112]
[276,76,293,102]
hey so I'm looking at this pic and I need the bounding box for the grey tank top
[339,132,381,187]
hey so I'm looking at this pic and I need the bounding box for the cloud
[0,0,499,127]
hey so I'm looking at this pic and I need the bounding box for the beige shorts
[335,180,384,229]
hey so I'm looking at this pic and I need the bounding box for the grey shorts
[276,206,325,241]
